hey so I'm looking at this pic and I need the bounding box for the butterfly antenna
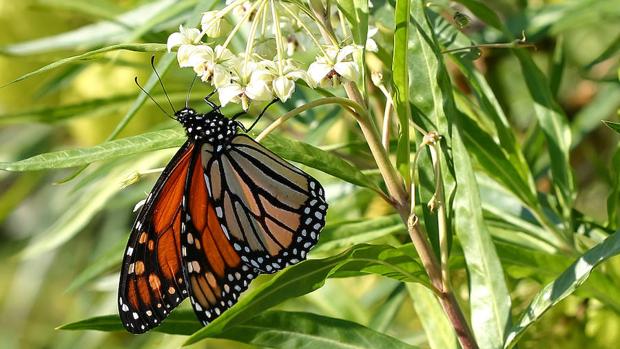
[150,56,176,113]
[186,75,197,109]
[134,77,174,119]
[246,98,279,132]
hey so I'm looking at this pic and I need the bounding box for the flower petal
[218,84,243,106]
[177,44,198,67]
[214,45,234,62]
[366,38,378,52]
[245,80,273,101]
[307,62,333,86]
[212,65,231,87]
[272,76,295,102]
[334,61,359,82]
[336,45,357,61]
[167,32,184,52]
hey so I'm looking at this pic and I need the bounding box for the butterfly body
[119,103,327,333]
[176,107,238,145]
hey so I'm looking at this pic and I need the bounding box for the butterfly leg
[245,98,280,132]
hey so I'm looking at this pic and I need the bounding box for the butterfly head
[174,107,197,122]
[175,107,238,145]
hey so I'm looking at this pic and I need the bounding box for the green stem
[270,0,285,75]
[280,4,328,57]
[244,0,267,71]
[221,0,263,50]
[429,136,450,290]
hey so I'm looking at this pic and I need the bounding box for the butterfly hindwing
[181,145,256,325]
[118,142,193,333]
[204,135,328,273]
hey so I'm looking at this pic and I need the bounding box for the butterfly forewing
[181,147,255,325]
[118,142,193,333]
[204,135,328,273]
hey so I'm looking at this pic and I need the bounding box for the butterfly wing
[204,134,327,273]
[181,143,255,325]
[118,141,194,333]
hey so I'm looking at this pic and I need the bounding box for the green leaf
[452,128,512,349]
[368,284,407,332]
[37,0,123,22]
[603,120,620,134]
[409,4,512,346]
[495,240,620,313]
[584,35,620,69]
[19,153,169,258]
[0,0,173,55]
[1,43,166,87]
[391,0,412,183]
[452,0,505,31]
[478,175,564,251]
[208,310,418,349]
[0,129,184,171]
[408,284,458,349]
[607,145,620,230]
[0,92,181,124]
[427,11,537,206]
[314,214,405,253]
[184,244,427,345]
[336,0,369,47]
[58,310,200,335]
[513,49,575,225]
[259,133,381,191]
[66,240,125,292]
[60,310,419,349]
[459,112,538,208]
[571,86,620,147]
[504,231,620,348]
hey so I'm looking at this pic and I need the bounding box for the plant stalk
[305,2,477,347]
[404,211,478,349]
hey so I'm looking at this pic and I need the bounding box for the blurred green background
[0,0,619,348]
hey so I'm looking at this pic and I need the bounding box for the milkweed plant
[1,0,620,349]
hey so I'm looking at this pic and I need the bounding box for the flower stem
[270,0,285,75]
[427,133,450,290]
[280,4,328,57]
[221,0,263,50]
[244,0,267,71]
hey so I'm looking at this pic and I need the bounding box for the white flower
[218,58,274,110]
[166,25,202,52]
[184,45,234,86]
[260,60,309,102]
[366,27,379,52]
[201,11,230,38]
[307,45,360,87]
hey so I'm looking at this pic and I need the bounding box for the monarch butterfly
[118,87,327,333]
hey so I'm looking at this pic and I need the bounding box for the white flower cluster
[167,2,367,110]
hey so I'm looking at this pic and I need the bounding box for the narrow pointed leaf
[58,310,200,335]
[408,284,458,349]
[259,133,381,190]
[209,311,418,349]
[184,244,427,345]
[2,44,166,87]
[0,129,184,171]
[504,231,620,348]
